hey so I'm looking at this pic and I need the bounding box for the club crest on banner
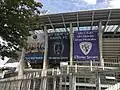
[79,42,92,55]
[53,42,64,55]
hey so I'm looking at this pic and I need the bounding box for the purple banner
[74,31,99,60]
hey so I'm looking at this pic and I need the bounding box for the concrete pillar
[42,25,48,71]
[69,23,75,90]
[41,26,48,90]
[98,21,104,68]
[70,23,73,66]
[18,48,25,76]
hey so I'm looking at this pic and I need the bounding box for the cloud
[108,0,120,8]
[32,0,120,14]
[39,0,108,13]
[84,0,96,4]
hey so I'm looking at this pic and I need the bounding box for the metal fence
[0,61,120,90]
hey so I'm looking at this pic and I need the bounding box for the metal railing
[0,61,120,90]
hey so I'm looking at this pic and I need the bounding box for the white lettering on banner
[77,35,94,38]
[25,57,43,60]
[50,36,61,40]
[49,32,69,37]
[83,35,94,38]
[74,55,86,59]
[49,36,68,40]
[87,56,98,59]
[74,55,98,60]
[75,38,96,41]
[77,31,93,35]
[48,57,68,59]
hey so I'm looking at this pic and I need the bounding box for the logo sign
[80,42,92,55]
[24,31,45,62]
[53,42,64,56]
[48,32,70,63]
[74,31,99,60]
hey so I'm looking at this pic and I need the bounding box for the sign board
[48,32,70,63]
[74,30,99,60]
[24,31,45,62]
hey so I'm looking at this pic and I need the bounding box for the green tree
[0,0,42,59]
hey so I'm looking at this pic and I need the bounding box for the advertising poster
[74,30,99,60]
[24,31,45,62]
[48,32,70,63]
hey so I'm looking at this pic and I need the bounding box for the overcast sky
[37,0,120,13]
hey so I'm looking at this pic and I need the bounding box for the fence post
[59,76,62,90]
[69,73,76,90]
[67,65,69,74]
[96,72,101,90]
[90,60,93,71]
[75,64,77,73]
[17,80,22,90]
[53,76,57,90]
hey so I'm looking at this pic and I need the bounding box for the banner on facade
[24,31,45,62]
[48,32,70,63]
[74,30,99,60]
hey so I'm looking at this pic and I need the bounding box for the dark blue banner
[48,32,70,63]
[74,30,99,60]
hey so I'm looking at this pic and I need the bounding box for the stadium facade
[0,9,120,90]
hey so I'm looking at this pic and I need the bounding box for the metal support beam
[77,12,79,30]
[113,24,120,37]
[109,25,114,32]
[91,11,94,30]
[98,21,104,68]
[39,19,120,29]
[70,23,73,66]
[102,10,111,32]
[61,14,67,31]
[47,16,55,30]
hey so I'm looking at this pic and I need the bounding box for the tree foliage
[0,0,42,59]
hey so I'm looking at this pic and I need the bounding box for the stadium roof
[37,9,120,33]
